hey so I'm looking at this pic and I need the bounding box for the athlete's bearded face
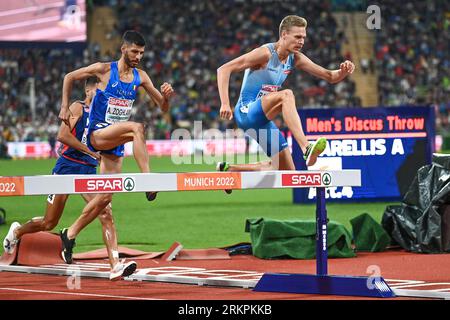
[281,26,306,53]
[122,43,145,68]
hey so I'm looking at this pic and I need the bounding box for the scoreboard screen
[292,106,435,203]
[0,1,86,43]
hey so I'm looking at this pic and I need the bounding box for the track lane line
[0,287,164,300]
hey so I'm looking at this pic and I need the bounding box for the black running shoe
[60,228,76,264]
[146,191,158,201]
[216,162,232,194]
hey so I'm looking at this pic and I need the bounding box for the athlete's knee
[97,194,113,207]
[281,89,295,101]
[98,205,114,225]
[271,151,295,170]
[82,194,112,216]
[132,122,145,137]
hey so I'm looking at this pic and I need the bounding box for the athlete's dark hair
[85,76,100,88]
[122,30,146,47]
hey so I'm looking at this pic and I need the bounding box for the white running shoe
[109,259,137,281]
[3,222,20,254]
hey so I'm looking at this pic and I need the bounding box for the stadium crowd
[374,0,450,134]
[0,0,448,145]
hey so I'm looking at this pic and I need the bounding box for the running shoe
[109,259,137,281]
[303,137,327,167]
[216,162,232,194]
[3,222,20,254]
[60,228,76,264]
[145,191,158,201]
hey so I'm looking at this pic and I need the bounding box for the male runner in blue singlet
[217,15,355,175]
[57,31,174,276]
[3,77,133,280]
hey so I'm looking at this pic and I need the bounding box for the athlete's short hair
[85,76,99,88]
[279,15,307,37]
[122,30,146,47]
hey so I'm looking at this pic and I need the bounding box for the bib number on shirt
[240,84,280,114]
[106,97,134,124]
[256,84,281,100]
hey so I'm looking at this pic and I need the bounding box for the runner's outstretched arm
[295,52,354,84]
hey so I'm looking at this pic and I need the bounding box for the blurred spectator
[373,0,450,133]
[0,135,11,159]
[360,58,369,74]
[3,0,447,140]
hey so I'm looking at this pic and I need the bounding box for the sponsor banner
[74,177,135,193]
[8,139,249,158]
[177,172,242,191]
[6,142,58,159]
[0,177,24,196]
[144,140,192,157]
[203,139,247,156]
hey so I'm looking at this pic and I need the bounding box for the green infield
[0,156,396,253]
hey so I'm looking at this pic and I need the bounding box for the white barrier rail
[0,170,361,196]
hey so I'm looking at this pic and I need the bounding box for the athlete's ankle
[300,145,308,154]
[67,229,76,240]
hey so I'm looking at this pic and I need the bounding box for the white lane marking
[0,287,163,300]
[389,282,450,289]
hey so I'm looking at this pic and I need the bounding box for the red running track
[0,250,449,300]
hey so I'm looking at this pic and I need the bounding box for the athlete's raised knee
[132,122,144,135]
[98,194,113,206]
[83,194,113,215]
[281,89,295,100]
[98,206,114,225]
[130,123,145,141]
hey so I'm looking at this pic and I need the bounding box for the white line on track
[389,282,450,289]
[0,287,163,300]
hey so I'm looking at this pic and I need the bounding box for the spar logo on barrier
[74,177,136,193]
[282,172,331,187]
[123,177,135,191]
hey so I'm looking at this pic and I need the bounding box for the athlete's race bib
[240,84,281,114]
[256,84,280,100]
[105,97,134,124]
[81,117,89,145]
